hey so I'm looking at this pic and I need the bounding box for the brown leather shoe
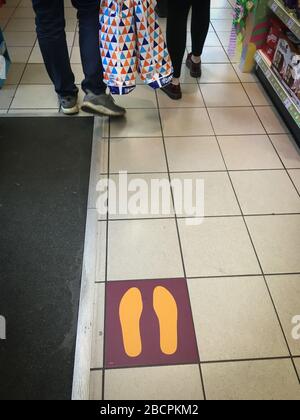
[161,83,182,100]
[186,53,202,78]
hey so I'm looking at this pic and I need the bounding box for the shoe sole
[61,104,80,115]
[81,101,126,117]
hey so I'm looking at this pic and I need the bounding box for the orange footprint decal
[153,286,178,355]
[119,287,143,358]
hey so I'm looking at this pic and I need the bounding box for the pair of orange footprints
[119,286,178,358]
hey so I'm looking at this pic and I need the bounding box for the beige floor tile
[295,358,300,377]
[179,217,260,277]
[243,83,272,106]
[270,134,300,169]
[255,106,289,134]
[165,137,225,172]
[208,107,265,135]
[65,19,77,32]
[110,137,167,174]
[107,219,183,281]
[217,31,231,48]
[211,19,233,31]
[104,365,204,400]
[7,46,32,63]
[5,18,35,32]
[0,6,16,19]
[11,85,58,108]
[0,84,17,109]
[4,63,25,85]
[12,7,35,18]
[267,275,300,356]
[211,0,231,7]
[65,31,75,47]
[89,371,103,401]
[170,172,240,217]
[70,46,81,64]
[202,359,300,400]
[201,83,251,107]
[188,276,289,361]
[161,109,214,137]
[233,64,258,83]
[0,17,9,29]
[230,170,300,215]
[157,84,205,108]
[211,9,233,19]
[28,44,43,64]
[201,46,229,63]
[218,135,283,170]
[115,85,157,109]
[20,63,51,84]
[4,31,36,46]
[108,173,174,219]
[289,169,300,193]
[246,215,300,274]
[71,63,84,84]
[200,63,239,83]
[110,109,161,138]
[91,284,105,369]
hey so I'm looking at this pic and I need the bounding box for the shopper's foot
[59,95,79,115]
[161,83,182,100]
[81,91,126,117]
[155,5,167,18]
[186,53,202,78]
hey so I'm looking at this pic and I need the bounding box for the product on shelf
[0,28,10,87]
[262,17,286,61]
[272,31,300,106]
[282,0,300,20]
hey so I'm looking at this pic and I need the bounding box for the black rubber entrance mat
[0,117,94,400]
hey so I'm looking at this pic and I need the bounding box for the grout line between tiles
[101,116,111,401]
[155,88,207,401]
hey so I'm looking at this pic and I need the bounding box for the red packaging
[262,18,286,61]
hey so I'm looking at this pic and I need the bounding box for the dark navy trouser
[32,0,106,97]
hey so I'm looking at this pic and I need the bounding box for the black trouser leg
[191,0,211,57]
[166,0,191,78]
[156,0,168,15]
[32,0,77,97]
[72,0,106,95]
[166,0,211,78]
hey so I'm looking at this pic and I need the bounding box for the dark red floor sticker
[104,278,199,368]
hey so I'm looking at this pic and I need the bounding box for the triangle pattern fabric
[100,0,173,95]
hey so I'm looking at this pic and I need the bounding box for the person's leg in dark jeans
[71,0,106,95]
[32,0,125,116]
[32,0,78,100]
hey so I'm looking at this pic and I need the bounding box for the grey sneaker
[59,95,79,115]
[81,91,126,117]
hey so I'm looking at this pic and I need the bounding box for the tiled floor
[1,0,300,401]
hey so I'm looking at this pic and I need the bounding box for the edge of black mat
[0,116,94,400]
